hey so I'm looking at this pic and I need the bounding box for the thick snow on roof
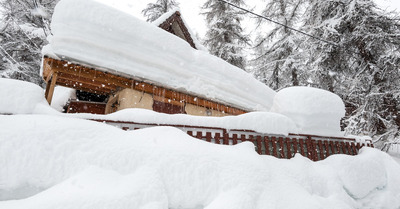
[271,87,346,136]
[45,0,275,111]
[1,115,400,208]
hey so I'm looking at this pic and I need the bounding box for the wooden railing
[94,119,373,161]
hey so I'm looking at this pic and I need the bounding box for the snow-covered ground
[0,114,400,209]
[1,78,400,208]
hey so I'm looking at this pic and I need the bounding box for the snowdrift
[0,78,48,114]
[0,115,399,209]
[271,87,345,136]
[45,0,276,111]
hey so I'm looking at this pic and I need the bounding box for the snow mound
[0,78,48,114]
[0,166,167,209]
[1,115,399,209]
[46,0,276,111]
[50,86,76,112]
[70,109,298,135]
[271,87,345,136]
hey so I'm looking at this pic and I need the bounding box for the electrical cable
[216,0,338,47]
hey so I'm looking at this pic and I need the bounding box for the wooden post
[299,138,305,157]
[232,134,238,145]
[256,136,262,154]
[45,72,58,104]
[205,132,212,142]
[286,138,292,159]
[271,137,277,158]
[196,131,202,140]
[264,136,270,155]
[278,137,285,158]
[292,138,298,155]
[223,130,229,145]
[318,140,324,160]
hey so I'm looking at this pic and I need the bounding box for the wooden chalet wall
[42,56,247,115]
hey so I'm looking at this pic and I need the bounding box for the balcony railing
[93,119,373,161]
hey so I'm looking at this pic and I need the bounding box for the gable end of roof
[157,11,197,49]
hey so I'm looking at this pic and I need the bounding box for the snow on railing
[93,119,373,161]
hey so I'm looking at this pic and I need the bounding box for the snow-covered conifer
[142,0,180,22]
[202,0,250,70]
[253,0,400,145]
[252,0,305,90]
[0,0,59,86]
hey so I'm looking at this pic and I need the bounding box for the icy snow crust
[271,87,346,136]
[1,115,400,209]
[47,0,275,111]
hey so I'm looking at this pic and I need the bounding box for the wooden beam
[56,78,112,95]
[153,95,184,107]
[45,72,58,104]
[57,73,117,92]
[42,57,247,115]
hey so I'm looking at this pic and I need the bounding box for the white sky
[97,0,264,38]
[98,0,400,40]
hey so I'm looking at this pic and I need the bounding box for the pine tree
[202,0,250,70]
[252,0,305,90]
[0,0,59,86]
[253,0,400,146]
[142,0,180,22]
[300,0,400,145]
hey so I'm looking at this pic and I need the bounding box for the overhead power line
[216,0,338,47]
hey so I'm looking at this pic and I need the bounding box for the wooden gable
[157,11,197,49]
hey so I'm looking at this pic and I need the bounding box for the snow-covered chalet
[42,0,275,116]
[40,0,373,161]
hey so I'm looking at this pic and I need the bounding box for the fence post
[264,136,270,155]
[256,136,262,154]
[223,129,229,145]
[271,137,278,158]
[205,132,212,142]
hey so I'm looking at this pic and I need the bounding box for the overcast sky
[98,0,400,39]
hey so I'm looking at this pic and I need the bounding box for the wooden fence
[94,119,373,161]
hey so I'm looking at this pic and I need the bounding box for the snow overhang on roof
[44,0,276,111]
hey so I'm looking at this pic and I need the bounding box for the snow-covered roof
[45,0,276,111]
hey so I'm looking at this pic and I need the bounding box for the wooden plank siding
[42,56,247,115]
[67,101,107,114]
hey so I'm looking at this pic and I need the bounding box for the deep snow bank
[0,78,49,114]
[271,87,345,136]
[0,115,399,209]
[69,108,298,135]
[46,0,275,111]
